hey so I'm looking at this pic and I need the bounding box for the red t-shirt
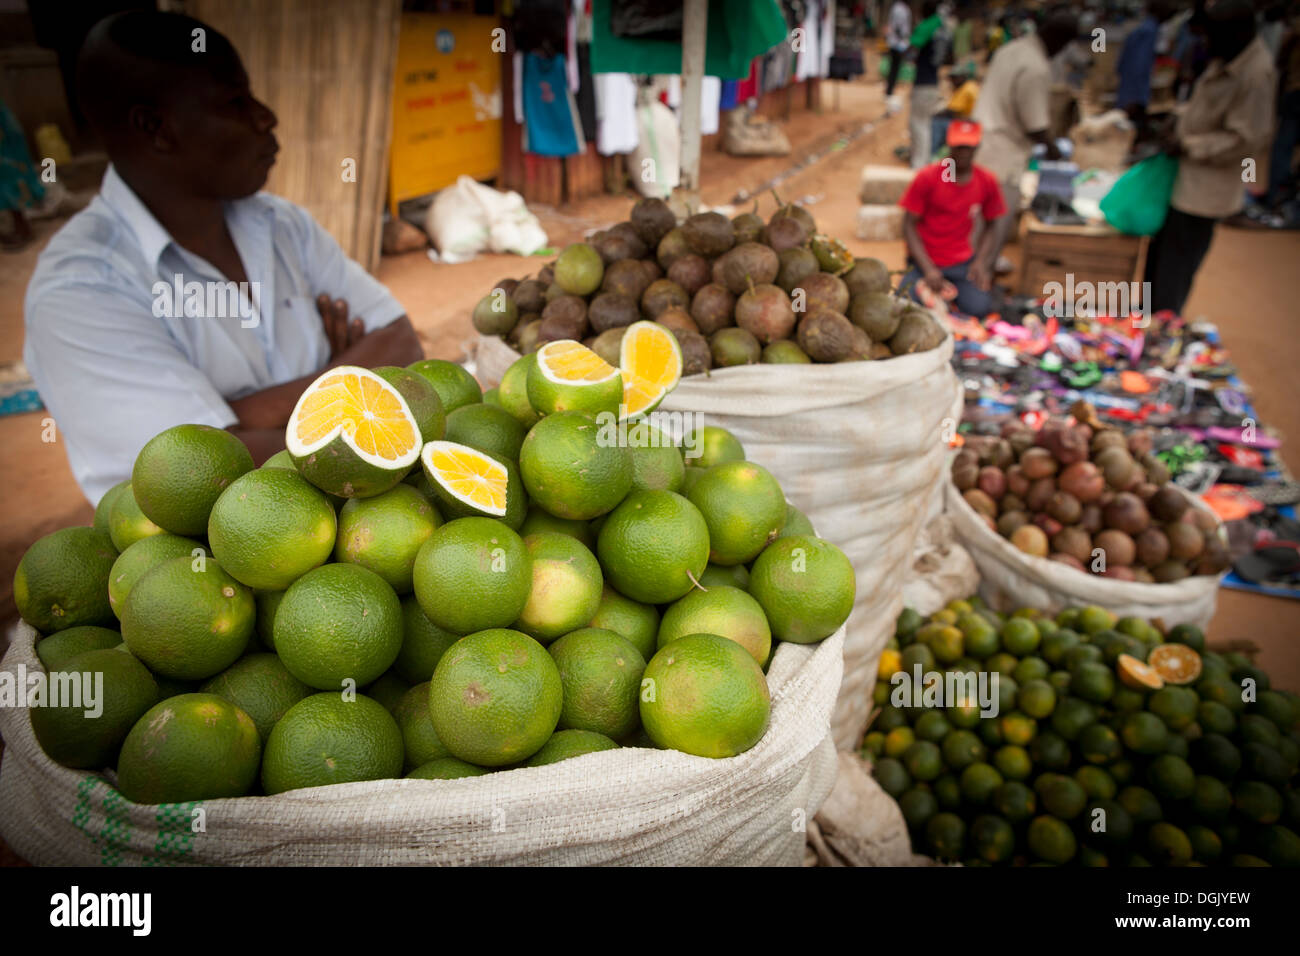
[898,163,1007,268]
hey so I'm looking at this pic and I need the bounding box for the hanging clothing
[574,43,598,141]
[522,52,585,156]
[720,79,740,111]
[700,75,721,136]
[593,72,639,154]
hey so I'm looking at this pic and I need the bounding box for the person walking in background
[885,0,913,112]
[972,9,1078,256]
[908,0,950,168]
[1116,0,1176,127]
[1145,0,1276,313]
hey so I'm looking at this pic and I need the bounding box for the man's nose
[252,98,278,133]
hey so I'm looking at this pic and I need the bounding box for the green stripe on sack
[99,789,130,867]
[143,802,200,866]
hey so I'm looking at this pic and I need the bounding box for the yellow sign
[389,13,502,213]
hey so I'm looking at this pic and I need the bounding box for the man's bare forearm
[974,217,1003,269]
[902,213,936,275]
[226,315,425,431]
[229,427,289,464]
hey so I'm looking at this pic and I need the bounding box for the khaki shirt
[1172,37,1277,219]
[973,34,1052,185]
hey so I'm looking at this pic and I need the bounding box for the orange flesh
[427,445,508,513]
[294,372,416,461]
[540,341,618,383]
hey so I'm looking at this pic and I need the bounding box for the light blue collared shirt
[24,165,405,504]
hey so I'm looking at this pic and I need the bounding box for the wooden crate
[1017,213,1148,298]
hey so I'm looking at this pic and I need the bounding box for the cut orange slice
[1117,653,1165,691]
[619,321,682,419]
[420,440,509,517]
[527,340,623,418]
[286,366,421,497]
[1147,643,1203,686]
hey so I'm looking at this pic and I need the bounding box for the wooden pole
[675,0,707,212]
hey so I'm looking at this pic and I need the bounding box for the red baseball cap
[947,120,982,147]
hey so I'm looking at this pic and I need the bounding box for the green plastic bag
[1099,153,1179,236]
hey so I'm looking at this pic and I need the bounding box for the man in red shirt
[898,120,1007,317]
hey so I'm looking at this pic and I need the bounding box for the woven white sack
[945,481,1223,627]
[473,334,961,750]
[0,622,841,866]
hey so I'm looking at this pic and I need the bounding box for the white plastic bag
[629,102,680,198]
[425,176,548,261]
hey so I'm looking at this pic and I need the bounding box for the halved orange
[287,366,421,498]
[527,340,623,418]
[420,441,508,518]
[619,321,682,419]
[1147,643,1203,685]
[1117,653,1165,691]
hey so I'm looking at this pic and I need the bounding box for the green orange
[519,411,632,520]
[14,526,117,633]
[595,490,710,604]
[658,585,771,665]
[684,426,745,468]
[514,532,604,642]
[427,628,563,766]
[108,532,206,618]
[686,460,786,565]
[131,423,255,535]
[549,627,646,739]
[407,358,482,413]
[261,693,403,794]
[120,555,254,680]
[334,483,441,594]
[525,729,620,766]
[374,364,447,443]
[199,652,311,743]
[444,402,527,463]
[108,484,165,551]
[412,517,532,635]
[274,563,403,690]
[747,534,855,644]
[207,468,337,590]
[588,584,660,661]
[31,648,158,769]
[118,693,261,803]
[393,595,461,683]
[640,633,770,758]
[393,681,450,770]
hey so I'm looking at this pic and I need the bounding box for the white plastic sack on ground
[629,101,680,199]
[425,176,547,262]
[0,622,840,866]
[901,514,980,618]
[809,752,924,866]
[474,335,961,751]
[945,481,1222,626]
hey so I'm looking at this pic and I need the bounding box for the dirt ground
[0,75,1296,674]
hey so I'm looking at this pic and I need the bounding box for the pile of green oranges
[865,598,1299,867]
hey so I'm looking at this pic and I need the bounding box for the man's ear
[127,104,176,153]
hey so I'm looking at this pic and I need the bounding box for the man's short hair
[75,10,238,137]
